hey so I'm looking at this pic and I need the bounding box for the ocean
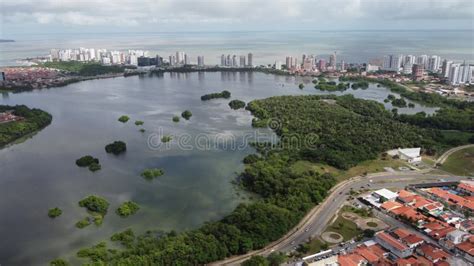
[0,30,473,67]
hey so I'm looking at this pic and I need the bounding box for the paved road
[211,171,461,265]
[436,144,474,165]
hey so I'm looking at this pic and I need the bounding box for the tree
[267,252,286,266]
[229,99,246,110]
[50,258,69,266]
[105,141,126,155]
[181,110,192,120]
[363,229,375,238]
[116,201,140,217]
[118,115,130,123]
[78,195,110,215]
[48,207,63,218]
[76,156,99,166]
[242,256,269,266]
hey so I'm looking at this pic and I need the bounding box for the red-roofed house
[338,253,368,266]
[353,246,381,264]
[458,182,474,196]
[403,234,425,248]
[398,190,416,204]
[381,201,404,212]
[396,255,433,266]
[416,244,451,263]
[458,219,474,233]
[375,232,412,258]
[455,240,474,263]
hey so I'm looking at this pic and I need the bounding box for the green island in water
[0,105,52,148]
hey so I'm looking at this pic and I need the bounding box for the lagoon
[0,72,437,264]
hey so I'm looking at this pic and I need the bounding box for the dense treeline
[43,61,126,76]
[0,105,52,147]
[340,76,474,131]
[246,94,456,169]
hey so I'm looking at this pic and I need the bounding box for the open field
[440,147,474,176]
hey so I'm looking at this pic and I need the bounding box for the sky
[1,0,474,37]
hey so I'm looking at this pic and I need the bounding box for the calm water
[1,30,473,66]
[0,72,437,265]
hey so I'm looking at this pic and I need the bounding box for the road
[435,144,474,165]
[211,171,463,265]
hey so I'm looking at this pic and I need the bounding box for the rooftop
[398,147,421,158]
[374,188,398,200]
[377,232,409,252]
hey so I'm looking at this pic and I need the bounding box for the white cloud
[1,0,473,29]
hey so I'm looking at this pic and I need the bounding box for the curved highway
[211,171,463,265]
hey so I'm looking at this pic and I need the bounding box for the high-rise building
[340,60,346,71]
[286,56,293,69]
[427,55,441,72]
[441,60,453,78]
[232,55,237,66]
[416,55,428,69]
[156,56,163,67]
[184,54,189,65]
[129,54,138,66]
[176,51,185,65]
[226,54,231,66]
[221,54,226,66]
[404,55,416,67]
[329,52,337,68]
[447,63,473,85]
[247,53,253,67]
[275,61,281,70]
[382,54,403,72]
[303,57,314,71]
[448,63,461,85]
[317,59,326,72]
[239,55,246,67]
[197,56,204,67]
[412,64,424,81]
[169,55,176,66]
[0,71,5,81]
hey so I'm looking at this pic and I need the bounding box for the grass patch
[336,157,406,181]
[342,205,373,218]
[324,216,362,241]
[440,147,474,176]
[366,222,378,228]
[307,238,328,254]
[290,160,340,176]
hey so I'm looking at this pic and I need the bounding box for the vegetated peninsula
[73,94,473,265]
[200,90,231,101]
[0,105,52,148]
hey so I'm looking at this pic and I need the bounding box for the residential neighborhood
[302,180,474,265]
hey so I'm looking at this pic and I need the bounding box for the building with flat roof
[373,188,398,202]
[398,148,421,163]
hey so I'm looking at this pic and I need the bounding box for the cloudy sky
[1,0,473,35]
